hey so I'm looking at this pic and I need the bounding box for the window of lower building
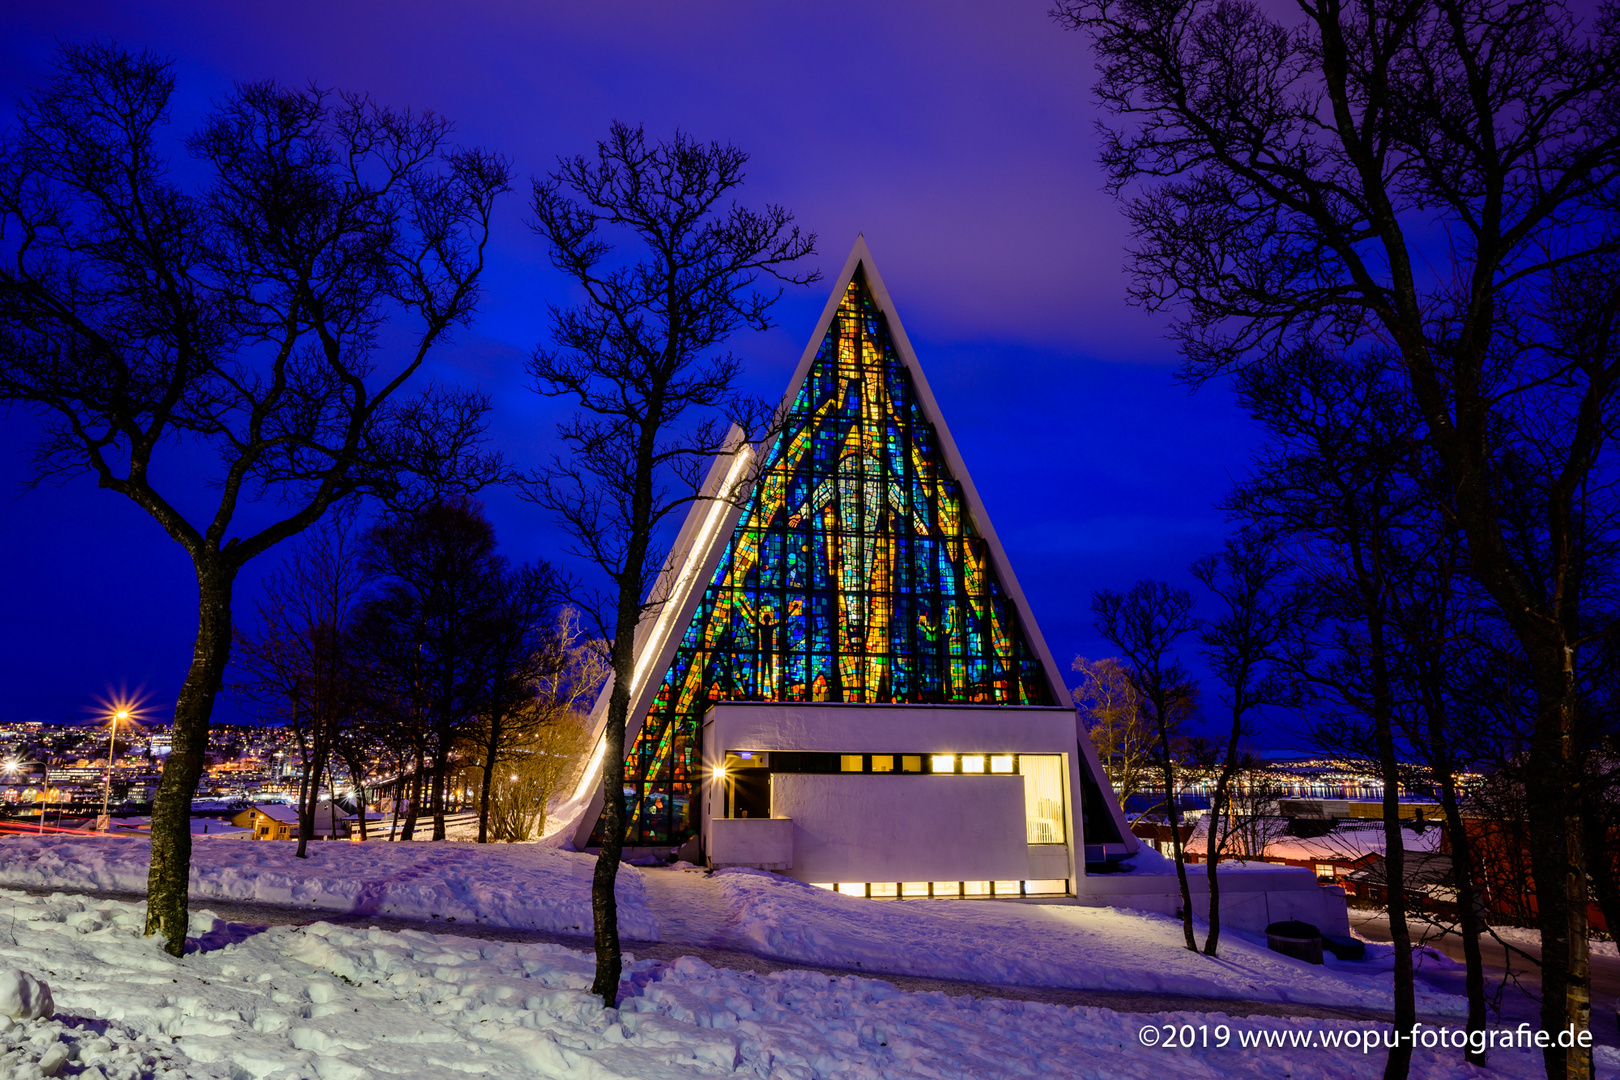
[992,880,1021,896]
[961,755,986,773]
[1020,754,1066,844]
[931,881,961,897]
[1315,863,1336,880]
[901,881,929,897]
[871,755,894,773]
[902,755,923,772]
[1023,879,1069,895]
[963,880,991,896]
[836,883,864,897]
[869,882,898,898]
[990,755,1015,774]
[931,754,956,774]
[840,755,864,772]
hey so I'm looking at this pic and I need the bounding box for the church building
[547,237,1138,899]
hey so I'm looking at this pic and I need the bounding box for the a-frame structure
[552,237,1135,865]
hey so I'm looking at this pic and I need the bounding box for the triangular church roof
[551,236,1133,853]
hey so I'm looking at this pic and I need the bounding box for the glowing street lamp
[98,698,140,831]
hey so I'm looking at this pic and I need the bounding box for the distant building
[232,802,353,840]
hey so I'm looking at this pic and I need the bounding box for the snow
[713,869,1463,1015]
[0,888,1607,1080]
[0,835,1614,1078]
[0,834,658,940]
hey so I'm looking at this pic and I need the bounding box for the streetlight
[98,708,131,831]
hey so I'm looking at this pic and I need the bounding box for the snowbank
[716,869,1464,1015]
[0,888,1601,1080]
[0,833,658,939]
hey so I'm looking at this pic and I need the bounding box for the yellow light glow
[990,755,1014,774]
[930,755,955,774]
[93,689,151,731]
[961,755,985,773]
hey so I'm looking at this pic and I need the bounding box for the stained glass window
[606,272,1054,845]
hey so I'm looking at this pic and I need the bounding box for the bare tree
[1093,580,1201,950]
[1070,656,1156,806]
[1191,531,1305,956]
[462,568,565,843]
[0,44,509,952]
[1053,2,1620,1070]
[1228,347,1428,1075]
[351,498,529,841]
[232,515,369,857]
[479,611,609,842]
[523,122,816,1002]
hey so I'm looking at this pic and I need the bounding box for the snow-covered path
[2,889,1607,1080]
[0,834,1472,1018]
[635,865,1464,1016]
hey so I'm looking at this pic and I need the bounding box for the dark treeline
[233,498,604,852]
[1056,1,1620,1075]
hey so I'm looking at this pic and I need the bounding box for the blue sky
[0,1,1294,745]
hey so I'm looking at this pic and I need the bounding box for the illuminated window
[992,881,1022,896]
[869,882,898,898]
[990,755,1015,773]
[836,883,865,897]
[963,881,991,897]
[931,881,962,898]
[901,881,929,897]
[811,882,836,891]
[1315,863,1336,880]
[840,755,864,773]
[871,755,894,773]
[902,755,923,773]
[1023,879,1068,896]
[961,755,985,773]
[1020,755,1066,844]
[931,755,956,774]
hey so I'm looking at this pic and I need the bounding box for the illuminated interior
[608,273,1052,845]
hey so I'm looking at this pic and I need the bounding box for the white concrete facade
[1075,866,1353,936]
[701,702,1080,888]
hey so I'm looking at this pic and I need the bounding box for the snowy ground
[713,869,1463,1014]
[0,835,1456,1014]
[3,889,1614,1080]
[0,834,657,939]
[1,835,1615,1078]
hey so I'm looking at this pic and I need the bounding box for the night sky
[0,3,1276,741]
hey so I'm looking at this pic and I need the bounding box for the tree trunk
[1203,752,1241,956]
[590,655,632,1004]
[1156,708,1196,951]
[402,763,423,841]
[1375,707,1414,1080]
[1526,678,1592,1080]
[1437,769,1488,1064]
[477,721,500,844]
[389,774,403,840]
[295,740,312,859]
[430,748,449,841]
[145,560,237,955]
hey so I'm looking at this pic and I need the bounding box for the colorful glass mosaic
[611,273,1054,844]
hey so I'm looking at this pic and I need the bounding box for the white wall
[1076,867,1352,936]
[702,702,1080,885]
[772,773,1029,883]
